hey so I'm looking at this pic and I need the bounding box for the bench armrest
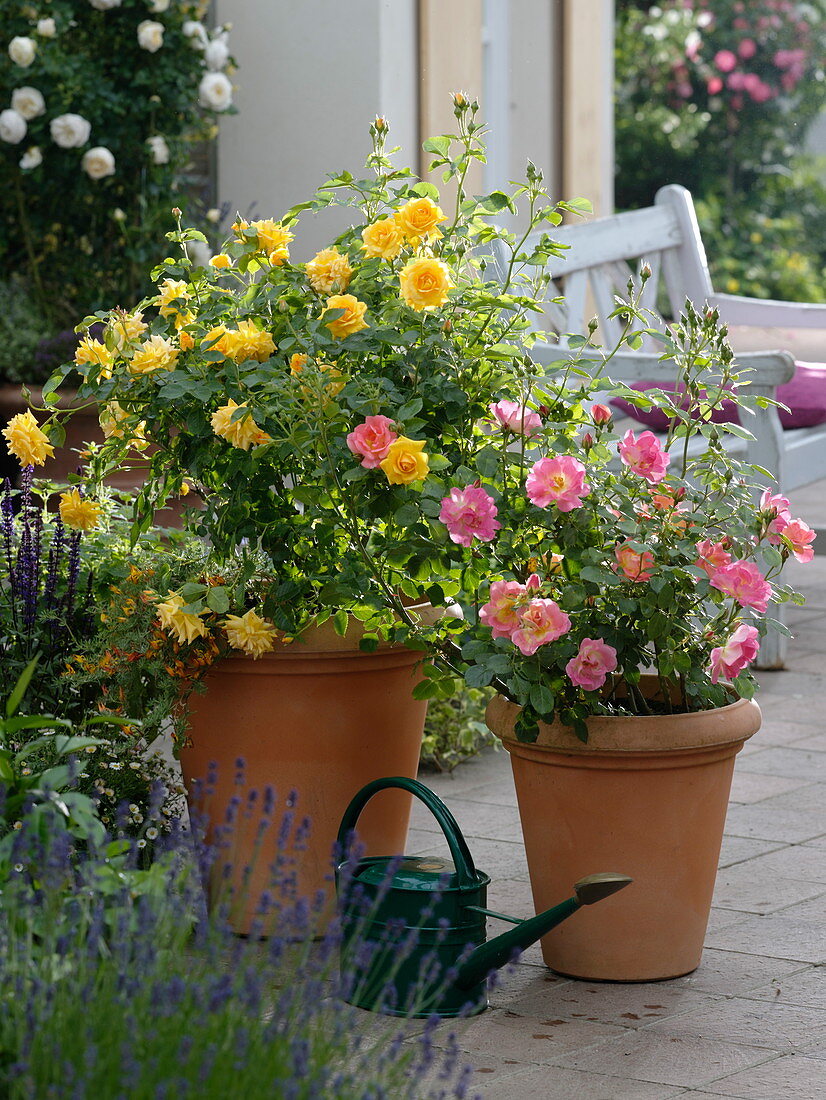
[710,293,826,330]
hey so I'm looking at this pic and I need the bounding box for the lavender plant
[0,786,481,1100]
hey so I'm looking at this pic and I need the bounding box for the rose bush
[0,0,236,365]
[24,101,815,745]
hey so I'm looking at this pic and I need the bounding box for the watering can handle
[337,776,479,890]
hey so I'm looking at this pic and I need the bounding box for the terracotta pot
[179,614,432,932]
[486,682,761,981]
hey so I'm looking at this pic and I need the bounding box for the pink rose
[566,638,618,692]
[760,489,791,543]
[591,403,612,425]
[714,49,738,73]
[707,76,724,94]
[618,429,670,485]
[480,580,526,640]
[511,599,571,657]
[696,539,732,578]
[709,560,772,613]
[346,415,397,468]
[526,455,590,511]
[614,541,654,583]
[778,518,816,563]
[439,485,501,548]
[738,38,757,60]
[709,624,760,684]
[490,399,542,437]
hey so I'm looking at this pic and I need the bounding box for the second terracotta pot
[486,684,761,981]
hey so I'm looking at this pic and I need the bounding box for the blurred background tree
[615,0,826,300]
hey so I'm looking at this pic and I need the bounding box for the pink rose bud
[582,431,595,452]
[591,403,612,425]
[489,399,542,437]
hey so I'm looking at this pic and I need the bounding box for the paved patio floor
[407,479,826,1099]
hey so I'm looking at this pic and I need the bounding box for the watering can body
[336,777,631,1018]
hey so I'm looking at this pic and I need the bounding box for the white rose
[19,145,42,170]
[8,37,37,68]
[148,0,170,11]
[146,134,169,165]
[89,0,122,10]
[82,146,115,180]
[137,20,164,52]
[183,20,206,47]
[50,113,92,148]
[11,86,45,121]
[204,35,230,72]
[0,109,27,145]
[185,239,212,268]
[206,207,221,223]
[198,72,232,112]
[36,18,56,37]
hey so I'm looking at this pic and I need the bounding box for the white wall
[216,0,417,257]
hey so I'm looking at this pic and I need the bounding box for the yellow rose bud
[58,488,103,532]
[361,217,404,261]
[305,247,353,294]
[324,294,369,340]
[399,257,453,312]
[393,196,447,244]
[379,436,429,485]
[2,409,54,467]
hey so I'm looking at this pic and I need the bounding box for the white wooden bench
[490,184,826,667]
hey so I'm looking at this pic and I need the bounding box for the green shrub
[420,687,496,772]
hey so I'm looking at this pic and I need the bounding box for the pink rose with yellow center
[439,485,501,547]
[619,428,670,484]
[614,541,655,583]
[709,560,772,613]
[709,623,760,684]
[511,599,571,656]
[479,580,528,641]
[526,455,590,511]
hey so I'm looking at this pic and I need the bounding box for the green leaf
[206,586,231,614]
[333,610,349,637]
[529,683,554,717]
[422,135,451,158]
[6,658,39,718]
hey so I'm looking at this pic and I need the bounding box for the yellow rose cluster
[156,593,279,658]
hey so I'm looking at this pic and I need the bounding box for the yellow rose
[306,247,353,294]
[99,401,148,450]
[324,294,369,339]
[209,253,232,269]
[222,609,279,658]
[289,352,309,375]
[249,218,293,262]
[361,217,404,260]
[393,196,447,243]
[74,337,114,378]
[201,325,231,356]
[58,488,103,532]
[129,335,180,375]
[379,436,429,485]
[399,257,453,312]
[157,278,191,319]
[2,409,54,467]
[108,310,147,349]
[179,330,195,352]
[222,319,276,364]
[156,593,209,645]
[211,398,270,451]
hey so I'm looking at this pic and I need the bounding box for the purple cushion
[611,362,826,432]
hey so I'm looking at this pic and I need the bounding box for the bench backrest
[520,184,716,350]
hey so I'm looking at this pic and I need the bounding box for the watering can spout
[456,873,632,990]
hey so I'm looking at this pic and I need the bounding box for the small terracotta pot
[486,682,761,981]
[179,615,432,932]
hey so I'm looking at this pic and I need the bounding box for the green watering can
[336,777,631,1018]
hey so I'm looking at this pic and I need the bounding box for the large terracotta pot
[486,682,761,981]
[179,616,431,932]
